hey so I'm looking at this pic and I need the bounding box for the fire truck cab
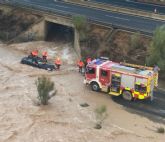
[84,57,158,101]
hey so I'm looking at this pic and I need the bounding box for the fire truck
[84,57,158,101]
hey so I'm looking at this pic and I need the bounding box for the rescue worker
[86,57,92,64]
[31,50,38,57]
[77,60,84,73]
[153,64,160,88]
[153,64,160,72]
[30,50,38,64]
[55,57,61,70]
[42,51,48,62]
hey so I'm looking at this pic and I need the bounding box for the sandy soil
[0,41,164,142]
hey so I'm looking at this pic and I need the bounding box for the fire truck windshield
[86,67,95,74]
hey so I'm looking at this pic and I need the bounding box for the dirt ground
[0,9,41,41]
[0,41,165,142]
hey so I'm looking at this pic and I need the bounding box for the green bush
[94,105,108,129]
[35,76,56,105]
[157,127,165,134]
[72,15,86,31]
[146,25,165,71]
[72,15,88,41]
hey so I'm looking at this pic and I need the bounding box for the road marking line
[125,0,165,8]
[55,5,68,9]
[106,15,130,21]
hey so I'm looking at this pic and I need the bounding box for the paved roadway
[93,0,165,14]
[112,90,165,123]
[2,0,165,34]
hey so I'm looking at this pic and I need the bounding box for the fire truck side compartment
[121,74,135,89]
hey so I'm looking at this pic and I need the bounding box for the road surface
[2,0,165,35]
[93,0,165,14]
[112,90,165,123]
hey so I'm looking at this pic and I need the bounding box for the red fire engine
[84,57,158,101]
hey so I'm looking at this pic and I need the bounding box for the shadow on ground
[111,90,165,124]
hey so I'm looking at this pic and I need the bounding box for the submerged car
[21,56,56,71]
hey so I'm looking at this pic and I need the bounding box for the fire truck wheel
[91,82,100,92]
[122,91,133,101]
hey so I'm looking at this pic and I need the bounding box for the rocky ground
[0,41,164,142]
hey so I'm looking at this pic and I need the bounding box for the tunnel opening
[45,21,74,43]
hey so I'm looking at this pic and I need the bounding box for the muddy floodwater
[0,42,165,142]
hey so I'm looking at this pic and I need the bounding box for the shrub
[146,25,165,71]
[72,15,86,31]
[72,15,88,41]
[94,105,108,129]
[157,127,165,134]
[35,76,56,105]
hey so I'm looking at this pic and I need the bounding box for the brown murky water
[0,42,165,142]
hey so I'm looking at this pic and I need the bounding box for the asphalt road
[3,0,165,35]
[93,0,165,14]
[112,90,165,123]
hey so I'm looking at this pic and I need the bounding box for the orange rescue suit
[77,60,84,67]
[42,51,48,57]
[31,50,38,56]
[55,58,61,65]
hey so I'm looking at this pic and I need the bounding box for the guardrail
[0,1,154,35]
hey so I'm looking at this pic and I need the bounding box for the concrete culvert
[45,21,74,43]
